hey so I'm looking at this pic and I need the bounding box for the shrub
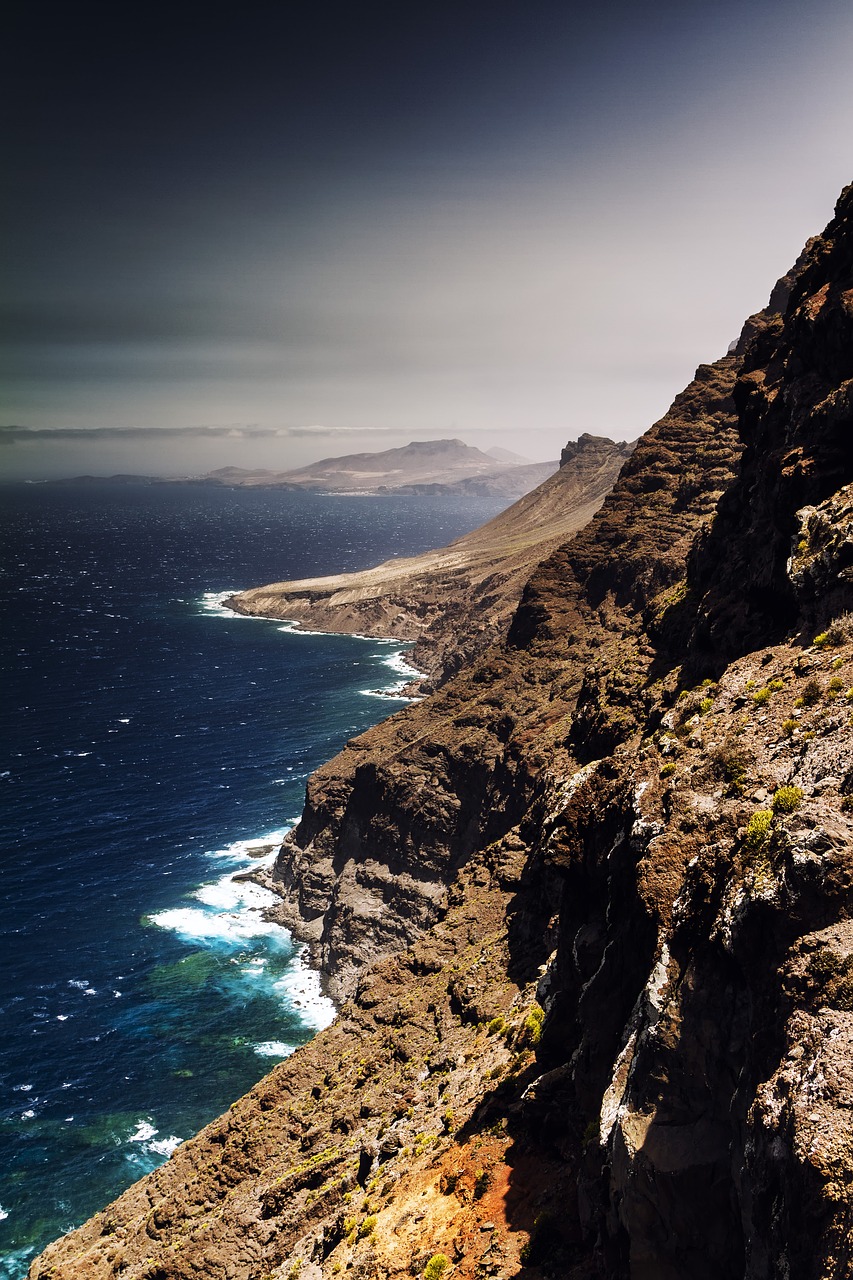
[842,795,853,813]
[473,1169,491,1199]
[826,613,853,645]
[813,632,831,648]
[486,1016,506,1036]
[752,687,772,706]
[828,676,844,696]
[660,761,677,778]
[698,697,714,715]
[423,1255,450,1280]
[772,786,803,814]
[712,739,752,795]
[766,678,785,692]
[781,718,798,737]
[519,1003,545,1048]
[357,1215,377,1239]
[801,678,823,706]
[744,810,773,848]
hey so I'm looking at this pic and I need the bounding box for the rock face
[228,433,634,685]
[32,186,853,1280]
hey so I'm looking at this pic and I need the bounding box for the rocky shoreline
[31,186,853,1280]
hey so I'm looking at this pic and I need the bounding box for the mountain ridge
[227,432,635,686]
[31,185,853,1280]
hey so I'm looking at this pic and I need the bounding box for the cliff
[227,433,634,685]
[32,185,853,1280]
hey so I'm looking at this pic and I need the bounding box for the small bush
[486,1016,506,1036]
[519,1003,545,1048]
[772,785,804,814]
[357,1215,377,1239]
[473,1169,491,1199]
[660,761,677,778]
[752,687,772,706]
[698,697,714,715]
[782,718,798,737]
[423,1255,450,1280]
[800,678,823,706]
[813,632,831,648]
[826,613,853,645]
[828,676,844,696]
[841,795,853,813]
[766,678,785,692]
[744,810,773,848]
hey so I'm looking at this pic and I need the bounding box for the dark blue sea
[0,482,505,1276]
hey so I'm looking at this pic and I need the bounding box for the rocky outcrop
[32,186,853,1280]
[228,433,634,685]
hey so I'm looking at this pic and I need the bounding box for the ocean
[0,481,506,1276]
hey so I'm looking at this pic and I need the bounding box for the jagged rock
[31,187,853,1280]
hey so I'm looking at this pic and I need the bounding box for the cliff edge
[227,433,634,685]
[32,185,853,1280]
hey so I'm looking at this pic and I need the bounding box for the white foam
[205,828,290,863]
[20,1110,35,1120]
[128,1120,156,1142]
[253,1040,295,1058]
[273,948,336,1030]
[148,1134,182,1157]
[0,1205,9,1222]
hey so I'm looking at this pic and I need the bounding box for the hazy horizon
[3,0,852,480]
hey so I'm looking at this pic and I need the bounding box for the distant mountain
[227,433,634,684]
[199,438,556,497]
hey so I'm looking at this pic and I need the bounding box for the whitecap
[148,1134,182,1157]
[0,1205,8,1221]
[21,1110,35,1120]
[128,1120,156,1143]
[12,1084,32,1092]
[272,948,336,1031]
[253,1041,295,1058]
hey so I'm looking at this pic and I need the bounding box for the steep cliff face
[227,433,633,686]
[32,187,853,1280]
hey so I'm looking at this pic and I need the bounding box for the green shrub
[473,1168,491,1199]
[660,761,677,778]
[486,1016,506,1036]
[519,1003,545,1048]
[357,1215,377,1239]
[766,678,785,692]
[423,1255,450,1280]
[698,697,714,715]
[744,810,773,848]
[782,718,798,737]
[772,786,804,814]
[752,687,772,706]
[813,631,830,648]
[828,676,844,696]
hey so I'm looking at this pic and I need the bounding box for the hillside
[31,185,853,1280]
[227,434,634,685]
[201,439,558,498]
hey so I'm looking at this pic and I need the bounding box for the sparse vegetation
[744,810,773,849]
[473,1168,491,1199]
[423,1254,450,1280]
[801,678,823,706]
[486,1016,506,1036]
[752,687,772,706]
[782,718,798,737]
[772,786,804,814]
[518,1003,545,1048]
[660,761,677,778]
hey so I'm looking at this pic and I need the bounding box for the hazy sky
[3,0,852,479]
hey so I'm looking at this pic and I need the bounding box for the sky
[2,0,852,480]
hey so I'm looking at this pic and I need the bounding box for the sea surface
[0,481,506,1276]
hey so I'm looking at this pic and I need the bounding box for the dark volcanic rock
[32,187,853,1280]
